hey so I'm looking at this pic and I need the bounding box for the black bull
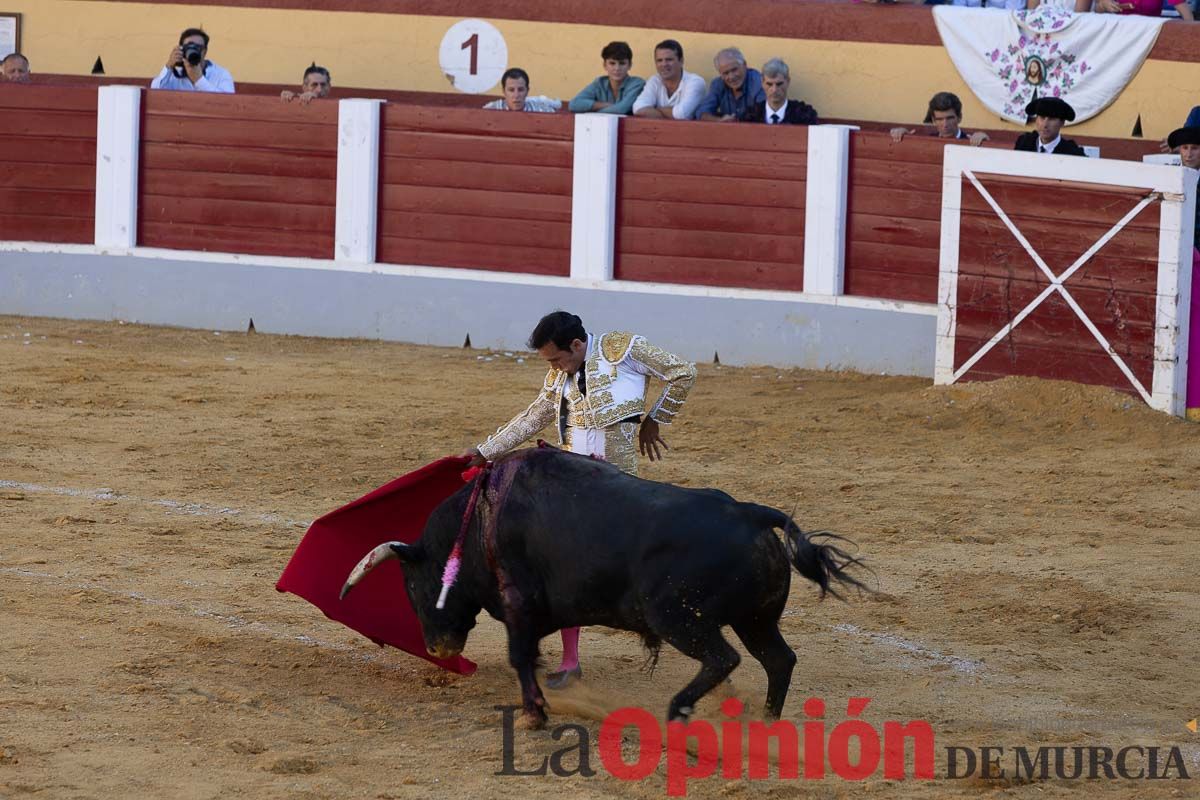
[342,447,866,727]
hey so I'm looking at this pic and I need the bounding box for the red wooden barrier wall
[952,174,1160,393]
[138,92,337,258]
[0,85,97,245]
[614,120,807,291]
[376,106,573,276]
[844,131,945,304]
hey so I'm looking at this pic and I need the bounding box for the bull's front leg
[506,622,548,729]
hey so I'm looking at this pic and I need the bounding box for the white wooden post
[1154,166,1194,417]
[94,85,142,249]
[935,146,966,387]
[803,124,856,296]
[569,114,619,282]
[335,98,384,263]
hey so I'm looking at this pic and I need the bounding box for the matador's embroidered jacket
[476,332,696,475]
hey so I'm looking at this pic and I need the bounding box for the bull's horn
[339,542,401,600]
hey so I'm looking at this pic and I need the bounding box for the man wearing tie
[742,59,819,126]
[1013,97,1087,156]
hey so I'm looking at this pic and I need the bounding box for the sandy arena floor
[1,315,1198,799]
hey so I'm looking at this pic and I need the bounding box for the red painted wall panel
[844,130,943,303]
[615,118,807,291]
[376,106,574,275]
[0,85,97,245]
[138,91,338,258]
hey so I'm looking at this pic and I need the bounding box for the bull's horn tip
[339,583,352,601]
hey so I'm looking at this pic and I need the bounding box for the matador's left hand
[638,418,669,462]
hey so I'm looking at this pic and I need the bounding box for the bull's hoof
[545,665,582,690]
[669,705,694,723]
[516,710,547,730]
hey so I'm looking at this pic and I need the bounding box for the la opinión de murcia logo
[497,698,1193,796]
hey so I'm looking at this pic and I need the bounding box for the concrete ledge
[0,248,936,376]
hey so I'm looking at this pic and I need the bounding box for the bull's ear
[389,542,424,563]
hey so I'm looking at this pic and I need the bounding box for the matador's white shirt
[477,332,696,473]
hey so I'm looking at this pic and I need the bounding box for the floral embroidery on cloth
[933,6,1165,126]
[986,7,1092,119]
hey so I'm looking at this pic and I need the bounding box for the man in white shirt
[481,68,561,113]
[150,28,235,94]
[631,39,706,121]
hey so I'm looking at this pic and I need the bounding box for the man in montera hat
[462,310,697,686]
[1167,125,1200,420]
[1014,97,1087,156]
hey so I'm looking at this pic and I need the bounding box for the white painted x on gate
[935,147,1195,417]
[953,170,1160,404]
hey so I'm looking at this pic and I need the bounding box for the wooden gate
[935,147,1194,416]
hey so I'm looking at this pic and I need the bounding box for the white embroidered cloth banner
[933,5,1165,125]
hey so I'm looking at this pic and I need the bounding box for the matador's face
[537,339,587,374]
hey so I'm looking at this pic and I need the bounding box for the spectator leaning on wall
[631,39,707,120]
[890,92,989,146]
[1,53,29,82]
[150,28,235,94]
[568,41,646,116]
[281,64,331,104]
[741,58,818,125]
[483,68,561,113]
[697,47,765,123]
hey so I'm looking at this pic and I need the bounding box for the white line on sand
[1,565,407,671]
[0,478,310,528]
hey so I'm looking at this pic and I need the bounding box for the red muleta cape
[275,456,478,675]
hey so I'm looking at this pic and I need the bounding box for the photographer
[281,64,331,104]
[150,28,234,93]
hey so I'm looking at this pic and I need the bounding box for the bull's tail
[747,505,871,600]
[339,541,401,600]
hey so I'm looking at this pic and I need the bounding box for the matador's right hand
[460,447,486,468]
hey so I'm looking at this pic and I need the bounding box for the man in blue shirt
[697,47,765,123]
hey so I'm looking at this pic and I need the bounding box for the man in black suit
[741,58,818,125]
[1167,126,1200,251]
[890,92,989,147]
[1014,97,1087,156]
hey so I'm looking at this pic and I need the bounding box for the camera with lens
[181,42,205,67]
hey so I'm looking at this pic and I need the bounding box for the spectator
[281,64,331,104]
[150,28,235,93]
[1,53,29,83]
[1014,97,1087,156]
[950,0,1029,8]
[631,39,706,120]
[1026,1,1096,9]
[1077,0,1193,19]
[697,47,765,122]
[890,92,989,146]
[742,58,818,125]
[482,68,561,113]
[568,41,646,116]
[1166,126,1200,250]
